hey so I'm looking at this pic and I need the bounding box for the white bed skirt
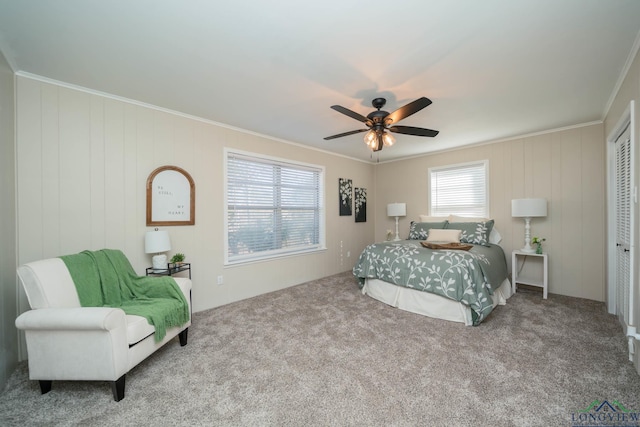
[361,278,512,326]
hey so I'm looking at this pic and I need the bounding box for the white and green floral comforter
[352,240,509,325]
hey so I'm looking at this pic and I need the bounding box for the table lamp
[387,203,407,241]
[145,229,171,271]
[512,198,547,253]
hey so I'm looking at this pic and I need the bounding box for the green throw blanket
[60,249,189,342]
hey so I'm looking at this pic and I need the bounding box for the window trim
[224,148,326,266]
[428,160,489,218]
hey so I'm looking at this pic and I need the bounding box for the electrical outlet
[217,275,223,285]
[347,251,351,258]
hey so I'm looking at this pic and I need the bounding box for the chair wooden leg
[179,328,188,346]
[39,380,52,394]
[111,375,126,402]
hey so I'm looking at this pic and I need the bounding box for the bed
[352,217,511,325]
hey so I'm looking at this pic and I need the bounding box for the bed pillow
[488,228,502,244]
[426,228,462,243]
[408,221,448,240]
[448,215,488,222]
[419,215,449,223]
[448,215,502,244]
[446,220,494,246]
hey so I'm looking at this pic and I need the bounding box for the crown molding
[14,72,373,165]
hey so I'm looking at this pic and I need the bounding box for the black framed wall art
[339,178,352,216]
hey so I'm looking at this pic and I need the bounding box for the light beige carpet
[1,271,639,426]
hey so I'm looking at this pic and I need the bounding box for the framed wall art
[339,178,352,216]
[355,187,366,223]
[146,165,195,226]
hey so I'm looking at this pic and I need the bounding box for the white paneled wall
[14,75,607,309]
[374,123,606,301]
[15,75,375,314]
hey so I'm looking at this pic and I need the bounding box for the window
[429,160,488,217]
[225,150,325,265]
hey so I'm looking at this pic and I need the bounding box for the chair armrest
[172,277,192,313]
[15,307,126,331]
[172,277,191,294]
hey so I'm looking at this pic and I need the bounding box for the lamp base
[519,217,535,254]
[152,254,167,271]
[393,216,401,241]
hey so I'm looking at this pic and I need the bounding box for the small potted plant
[531,237,546,254]
[170,253,186,265]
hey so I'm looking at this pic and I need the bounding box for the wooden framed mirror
[146,165,195,226]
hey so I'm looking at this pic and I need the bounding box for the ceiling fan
[324,97,439,152]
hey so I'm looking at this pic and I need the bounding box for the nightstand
[512,251,548,299]
[146,263,191,279]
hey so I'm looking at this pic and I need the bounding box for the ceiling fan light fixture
[364,129,377,148]
[382,131,395,147]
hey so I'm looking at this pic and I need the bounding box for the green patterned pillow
[446,220,494,245]
[408,221,448,240]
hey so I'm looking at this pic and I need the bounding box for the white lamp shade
[387,203,406,217]
[145,230,171,253]
[511,198,547,218]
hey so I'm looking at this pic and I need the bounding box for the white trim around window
[224,148,326,265]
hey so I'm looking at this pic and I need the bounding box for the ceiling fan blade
[388,125,439,137]
[384,97,432,125]
[330,105,372,125]
[323,129,368,140]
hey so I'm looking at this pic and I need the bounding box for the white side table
[512,250,548,299]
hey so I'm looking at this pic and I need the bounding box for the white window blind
[429,161,488,217]
[225,151,325,264]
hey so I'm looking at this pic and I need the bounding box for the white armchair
[15,256,191,401]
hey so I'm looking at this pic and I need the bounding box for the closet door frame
[607,100,635,317]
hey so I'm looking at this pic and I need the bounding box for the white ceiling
[1,0,640,162]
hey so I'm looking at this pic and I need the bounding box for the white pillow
[426,229,462,243]
[448,215,502,244]
[419,215,449,222]
[448,214,487,222]
[488,228,502,244]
